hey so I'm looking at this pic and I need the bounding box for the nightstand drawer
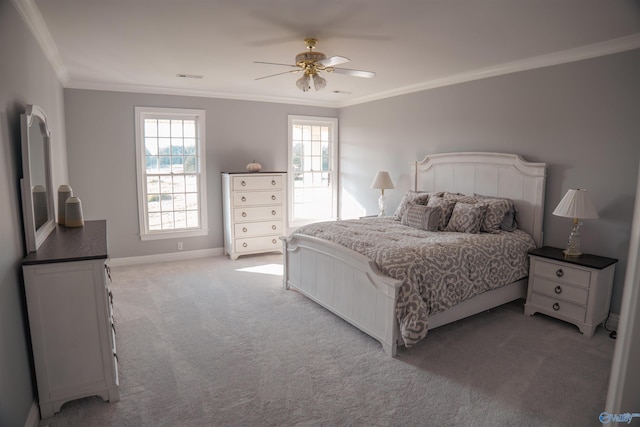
[533,260,591,288]
[530,293,586,323]
[531,277,588,305]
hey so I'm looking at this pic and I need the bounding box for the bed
[281,152,546,356]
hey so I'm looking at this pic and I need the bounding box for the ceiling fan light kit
[255,38,375,93]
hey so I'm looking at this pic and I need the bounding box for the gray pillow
[401,204,441,231]
[426,196,457,230]
[445,202,488,233]
[393,191,431,221]
[473,194,518,231]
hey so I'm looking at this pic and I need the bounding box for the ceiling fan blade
[255,69,302,80]
[317,56,350,67]
[331,67,376,78]
[254,61,299,68]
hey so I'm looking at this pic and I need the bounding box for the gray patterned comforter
[294,217,535,347]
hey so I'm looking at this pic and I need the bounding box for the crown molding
[65,80,340,109]
[338,32,640,108]
[12,0,69,85]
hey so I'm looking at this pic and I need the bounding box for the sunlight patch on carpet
[236,263,283,276]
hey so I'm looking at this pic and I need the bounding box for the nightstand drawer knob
[242,227,247,233]
[241,196,246,202]
[242,212,247,217]
[556,268,564,278]
[555,285,562,294]
[553,302,560,311]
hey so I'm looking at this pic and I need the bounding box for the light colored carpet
[43,254,614,427]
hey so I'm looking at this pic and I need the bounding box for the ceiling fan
[254,38,376,92]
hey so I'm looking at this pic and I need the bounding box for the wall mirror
[21,104,55,253]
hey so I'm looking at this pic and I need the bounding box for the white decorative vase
[65,196,84,227]
[58,184,73,225]
[246,161,262,172]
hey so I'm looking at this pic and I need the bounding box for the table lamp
[370,171,394,217]
[552,188,599,257]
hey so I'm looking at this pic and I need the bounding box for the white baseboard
[108,247,225,267]
[24,400,40,427]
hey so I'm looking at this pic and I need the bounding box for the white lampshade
[552,189,599,219]
[370,171,395,190]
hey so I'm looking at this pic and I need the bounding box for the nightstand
[524,246,617,336]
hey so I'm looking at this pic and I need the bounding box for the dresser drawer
[235,236,281,253]
[233,191,282,207]
[530,293,586,323]
[232,175,282,191]
[530,277,588,305]
[234,221,283,237]
[234,206,283,222]
[533,259,591,288]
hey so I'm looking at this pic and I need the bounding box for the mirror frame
[20,104,55,253]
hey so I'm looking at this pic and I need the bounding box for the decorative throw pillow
[393,191,431,221]
[401,204,441,231]
[426,196,458,230]
[443,192,479,204]
[474,194,518,232]
[445,202,488,233]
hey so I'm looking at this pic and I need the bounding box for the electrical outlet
[177,242,183,251]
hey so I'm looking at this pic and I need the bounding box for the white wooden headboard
[412,152,547,247]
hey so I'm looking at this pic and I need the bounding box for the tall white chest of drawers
[22,220,119,419]
[222,172,287,260]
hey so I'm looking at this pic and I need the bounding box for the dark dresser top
[23,220,108,265]
[528,246,618,270]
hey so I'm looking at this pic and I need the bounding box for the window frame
[287,115,339,228]
[135,106,208,241]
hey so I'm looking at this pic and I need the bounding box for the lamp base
[378,193,386,217]
[564,219,583,257]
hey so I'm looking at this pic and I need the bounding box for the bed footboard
[281,234,402,356]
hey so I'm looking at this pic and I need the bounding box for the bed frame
[282,152,546,356]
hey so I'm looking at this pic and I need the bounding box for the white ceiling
[21,0,640,108]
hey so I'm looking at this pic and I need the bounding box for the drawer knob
[241,180,246,186]
[242,227,247,233]
[271,210,276,215]
[242,212,247,217]
[271,180,276,185]
[553,302,560,311]
[555,268,564,278]
[271,195,276,200]
[241,196,246,202]
[272,239,277,244]
[272,225,277,230]
[555,285,562,294]
[243,242,248,248]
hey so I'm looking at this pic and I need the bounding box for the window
[288,115,338,227]
[135,107,207,240]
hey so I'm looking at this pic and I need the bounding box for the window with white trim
[135,107,207,240]
[288,115,338,227]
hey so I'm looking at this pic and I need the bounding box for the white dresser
[222,172,286,260]
[22,220,119,419]
[524,246,617,337]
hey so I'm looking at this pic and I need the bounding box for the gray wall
[0,1,69,425]
[339,49,640,315]
[63,89,337,258]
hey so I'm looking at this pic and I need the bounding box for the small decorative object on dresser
[57,184,73,225]
[524,246,617,336]
[221,172,286,260]
[65,196,84,227]
[246,161,262,172]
